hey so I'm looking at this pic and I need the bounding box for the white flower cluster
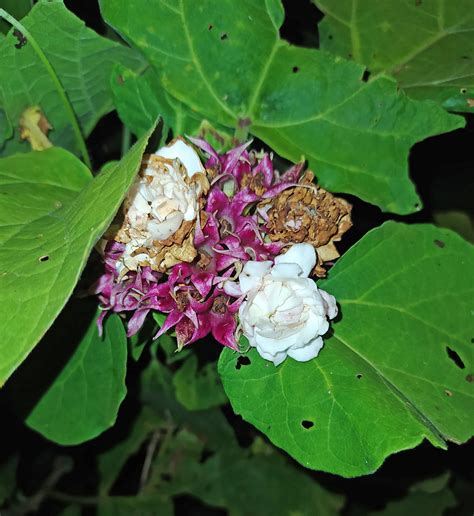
[227,243,337,366]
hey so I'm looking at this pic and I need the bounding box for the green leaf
[315,0,474,113]
[98,407,162,495]
[19,311,127,445]
[97,495,173,516]
[172,355,228,411]
[0,126,155,385]
[369,486,456,516]
[152,433,343,516]
[0,0,144,156]
[219,222,474,477]
[111,65,200,138]
[0,0,30,34]
[100,0,463,214]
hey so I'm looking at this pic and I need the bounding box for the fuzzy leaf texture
[0,127,155,385]
[219,222,474,477]
[315,0,474,113]
[100,0,464,214]
[0,0,143,155]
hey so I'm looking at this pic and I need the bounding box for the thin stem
[121,125,131,157]
[49,491,101,506]
[0,9,92,169]
[139,429,161,490]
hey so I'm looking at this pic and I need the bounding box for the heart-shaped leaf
[219,222,474,477]
[100,0,463,214]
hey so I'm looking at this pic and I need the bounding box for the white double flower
[227,244,337,366]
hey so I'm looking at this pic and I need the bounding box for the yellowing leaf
[19,106,52,150]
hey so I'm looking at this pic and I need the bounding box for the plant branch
[0,8,92,169]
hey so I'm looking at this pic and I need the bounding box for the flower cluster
[93,137,352,365]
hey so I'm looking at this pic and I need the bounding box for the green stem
[121,125,131,157]
[0,9,92,169]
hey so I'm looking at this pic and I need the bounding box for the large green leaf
[100,0,463,214]
[219,222,474,477]
[17,311,128,445]
[111,65,201,138]
[0,127,155,385]
[315,0,474,113]
[0,0,30,34]
[0,0,143,155]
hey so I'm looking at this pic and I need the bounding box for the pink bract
[95,139,303,350]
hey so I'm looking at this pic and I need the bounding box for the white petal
[319,288,338,319]
[287,337,324,362]
[155,138,205,177]
[270,262,302,279]
[147,212,183,240]
[275,243,316,278]
[239,260,272,293]
[223,280,242,297]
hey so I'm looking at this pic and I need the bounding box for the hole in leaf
[292,66,300,73]
[434,239,445,248]
[235,356,251,370]
[445,389,453,397]
[461,88,467,94]
[208,24,213,30]
[356,374,363,379]
[220,32,228,41]
[39,255,49,262]
[466,374,474,383]
[414,202,421,210]
[446,346,465,369]
[362,70,371,82]
[301,420,314,429]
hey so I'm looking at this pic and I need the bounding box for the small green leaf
[0,0,144,156]
[21,311,127,445]
[219,222,474,477]
[0,126,155,385]
[111,65,200,138]
[172,355,228,411]
[100,0,464,214]
[315,0,474,113]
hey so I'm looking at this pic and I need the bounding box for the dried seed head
[259,171,352,276]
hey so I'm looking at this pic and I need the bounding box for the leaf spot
[445,389,453,397]
[13,29,27,49]
[235,355,251,370]
[39,255,49,262]
[328,34,333,40]
[434,239,445,248]
[466,374,474,383]
[446,346,465,369]
[301,420,314,429]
